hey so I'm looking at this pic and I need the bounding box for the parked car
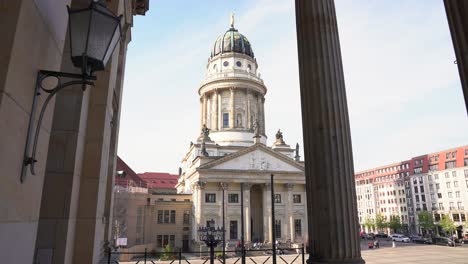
[367,233,375,240]
[433,237,456,247]
[375,233,388,239]
[410,236,432,244]
[360,232,368,239]
[391,235,410,243]
[462,235,468,244]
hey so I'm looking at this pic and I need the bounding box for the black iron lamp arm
[21,70,96,182]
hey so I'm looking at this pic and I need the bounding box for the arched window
[223,113,229,128]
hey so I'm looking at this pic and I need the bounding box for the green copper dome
[211,27,254,59]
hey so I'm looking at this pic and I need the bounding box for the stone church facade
[175,20,308,246]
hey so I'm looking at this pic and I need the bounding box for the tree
[375,213,388,232]
[418,211,435,235]
[388,215,402,233]
[439,215,456,236]
[364,216,375,232]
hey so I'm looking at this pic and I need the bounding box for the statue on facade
[230,12,235,28]
[199,124,212,142]
[200,141,209,157]
[294,143,301,161]
[253,119,260,138]
[274,129,286,145]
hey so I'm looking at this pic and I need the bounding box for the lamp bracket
[20,70,96,183]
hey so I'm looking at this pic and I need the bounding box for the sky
[118,0,468,174]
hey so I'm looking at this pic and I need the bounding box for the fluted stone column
[285,183,294,241]
[444,0,468,113]
[202,95,207,127]
[263,183,272,243]
[247,90,252,130]
[194,181,206,233]
[213,90,219,130]
[295,1,364,263]
[243,184,252,242]
[229,88,235,128]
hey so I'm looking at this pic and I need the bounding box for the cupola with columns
[198,15,267,147]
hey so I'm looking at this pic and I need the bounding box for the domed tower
[198,18,267,146]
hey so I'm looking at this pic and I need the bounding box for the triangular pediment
[199,144,303,172]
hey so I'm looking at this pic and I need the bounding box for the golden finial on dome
[230,12,235,28]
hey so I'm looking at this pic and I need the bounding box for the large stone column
[243,184,252,242]
[285,183,294,241]
[202,95,207,127]
[295,1,364,263]
[444,0,468,113]
[263,183,272,243]
[213,90,219,130]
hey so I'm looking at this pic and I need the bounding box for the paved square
[361,245,468,264]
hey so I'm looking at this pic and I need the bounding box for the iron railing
[105,245,305,264]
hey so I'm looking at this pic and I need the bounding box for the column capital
[241,183,252,190]
[219,182,229,190]
[192,181,206,190]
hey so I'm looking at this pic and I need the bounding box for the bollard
[107,247,111,264]
[301,244,305,264]
[392,241,396,248]
[144,248,147,264]
[179,248,182,264]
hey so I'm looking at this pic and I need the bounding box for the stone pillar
[200,98,204,129]
[229,88,235,128]
[202,95,207,127]
[285,183,294,241]
[218,91,222,129]
[195,181,206,232]
[260,97,265,134]
[444,0,468,113]
[243,184,252,242]
[295,1,364,263]
[263,183,272,243]
[213,90,219,130]
[246,90,252,130]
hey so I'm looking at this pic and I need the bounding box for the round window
[223,61,229,67]
[236,61,242,67]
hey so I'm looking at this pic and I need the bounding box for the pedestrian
[374,240,380,249]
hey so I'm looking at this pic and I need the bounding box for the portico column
[229,88,235,128]
[243,184,252,242]
[263,183,272,243]
[285,183,294,242]
[444,0,468,113]
[295,1,364,263]
[194,181,206,233]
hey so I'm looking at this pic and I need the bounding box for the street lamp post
[240,183,245,264]
[197,222,224,264]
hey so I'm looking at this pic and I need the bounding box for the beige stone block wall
[0,0,70,263]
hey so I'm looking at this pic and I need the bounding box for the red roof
[116,156,147,188]
[137,172,178,189]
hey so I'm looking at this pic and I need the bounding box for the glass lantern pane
[87,10,119,69]
[69,10,91,58]
[102,23,121,66]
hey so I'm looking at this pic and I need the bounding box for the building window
[446,182,451,188]
[420,186,425,193]
[450,202,455,210]
[438,193,442,198]
[436,183,440,190]
[421,194,426,202]
[458,202,464,210]
[274,194,282,203]
[452,171,457,178]
[183,210,190,225]
[228,193,239,203]
[448,192,453,198]
[434,174,439,180]
[294,219,302,237]
[158,210,163,223]
[464,169,468,178]
[157,235,162,247]
[462,214,466,222]
[439,203,444,210]
[414,186,418,193]
[454,181,458,187]
[223,113,229,127]
[170,210,176,224]
[157,235,174,248]
[205,193,216,203]
[445,172,450,178]
[230,221,238,240]
[435,214,441,221]
[275,219,281,238]
[170,235,175,247]
[293,194,301,203]
[445,161,456,169]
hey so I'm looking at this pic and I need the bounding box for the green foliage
[439,215,456,235]
[364,216,375,230]
[160,244,175,261]
[417,211,435,231]
[388,215,402,233]
[375,213,388,231]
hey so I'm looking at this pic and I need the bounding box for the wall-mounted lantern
[21,0,122,183]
